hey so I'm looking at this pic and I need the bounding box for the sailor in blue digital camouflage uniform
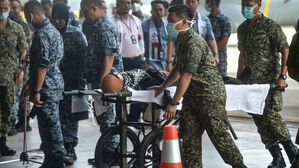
[23,1,65,167]
[51,2,88,166]
[205,0,232,77]
[81,0,123,165]
[53,0,81,29]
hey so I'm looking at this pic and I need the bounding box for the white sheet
[128,86,183,110]
[225,84,270,115]
[92,84,270,116]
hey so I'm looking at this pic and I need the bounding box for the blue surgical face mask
[0,12,9,21]
[205,4,211,12]
[166,19,195,39]
[242,4,257,19]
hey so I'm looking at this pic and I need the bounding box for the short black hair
[81,0,103,10]
[151,0,166,8]
[53,0,67,5]
[242,0,262,3]
[41,0,52,6]
[168,4,193,20]
[24,0,44,15]
[10,0,23,9]
[170,0,184,5]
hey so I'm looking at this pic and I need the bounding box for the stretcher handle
[102,91,132,98]
[63,90,132,97]
[63,90,102,95]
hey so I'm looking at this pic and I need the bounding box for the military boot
[290,150,299,168]
[232,161,247,168]
[63,153,74,166]
[0,137,16,156]
[40,155,53,168]
[40,155,65,168]
[65,143,77,160]
[16,117,32,132]
[56,157,65,168]
[281,140,298,164]
[268,145,286,168]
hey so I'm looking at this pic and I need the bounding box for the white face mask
[0,12,9,21]
[132,3,141,12]
[166,19,196,39]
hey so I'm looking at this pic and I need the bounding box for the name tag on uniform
[131,35,137,44]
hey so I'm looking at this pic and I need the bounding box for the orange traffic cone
[160,125,182,168]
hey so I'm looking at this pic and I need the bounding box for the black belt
[123,56,141,60]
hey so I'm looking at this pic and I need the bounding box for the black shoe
[290,150,299,168]
[63,153,74,166]
[0,137,16,156]
[281,140,298,164]
[232,161,247,168]
[8,125,18,136]
[16,117,32,132]
[40,155,52,168]
[65,143,77,161]
[88,158,95,166]
[56,158,64,168]
[15,117,24,130]
[268,145,286,168]
[40,155,64,168]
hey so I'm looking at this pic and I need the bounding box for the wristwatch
[33,90,41,94]
[279,74,287,80]
[169,99,180,105]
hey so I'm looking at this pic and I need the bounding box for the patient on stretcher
[101,68,168,93]
[101,66,252,93]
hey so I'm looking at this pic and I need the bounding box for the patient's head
[101,72,124,93]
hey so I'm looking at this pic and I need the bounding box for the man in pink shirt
[111,0,146,122]
[111,0,146,71]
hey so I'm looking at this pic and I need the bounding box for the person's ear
[30,13,34,22]
[182,19,188,27]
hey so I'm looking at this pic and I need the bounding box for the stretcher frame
[64,89,162,168]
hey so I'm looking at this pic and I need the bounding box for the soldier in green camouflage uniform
[0,0,27,156]
[237,0,297,167]
[150,5,246,168]
[287,32,299,168]
[9,0,32,134]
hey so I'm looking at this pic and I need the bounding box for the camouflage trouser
[96,104,117,146]
[180,97,243,168]
[11,84,22,122]
[89,82,118,147]
[0,86,14,137]
[59,94,78,146]
[217,61,228,77]
[33,97,64,159]
[252,89,290,149]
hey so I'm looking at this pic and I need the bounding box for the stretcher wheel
[137,128,164,168]
[137,128,184,168]
[94,126,140,168]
